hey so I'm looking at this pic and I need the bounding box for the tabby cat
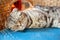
[6,5,60,31]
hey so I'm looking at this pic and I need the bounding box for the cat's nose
[9,26,18,31]
[10,27,16,31]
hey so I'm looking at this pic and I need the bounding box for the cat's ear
[21,12,28,18]
[22,0,34,8]
[12,8,18,13]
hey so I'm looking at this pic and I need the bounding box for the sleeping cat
[6,6,60,31]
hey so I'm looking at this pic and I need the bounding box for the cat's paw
[57,24,60,28]
[52,20,60,28]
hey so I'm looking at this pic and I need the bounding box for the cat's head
[11,12,28,31]
[6,8,30,31]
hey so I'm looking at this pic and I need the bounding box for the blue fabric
[0,28,60,40]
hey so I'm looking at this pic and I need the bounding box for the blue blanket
[0,28,60,40]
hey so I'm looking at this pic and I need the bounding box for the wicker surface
[27,0,60,7]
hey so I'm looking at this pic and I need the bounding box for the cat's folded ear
[22,0,34,8]
[21,12,27,17]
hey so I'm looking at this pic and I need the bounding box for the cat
[6,5,60,31]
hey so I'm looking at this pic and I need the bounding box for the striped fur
[6,6,60,31]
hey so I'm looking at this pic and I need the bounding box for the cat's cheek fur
[10,25,26,31]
